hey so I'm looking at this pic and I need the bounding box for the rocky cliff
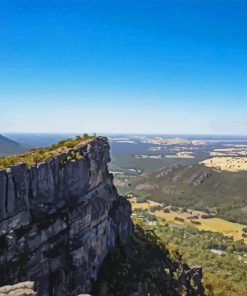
[0,137,133,295]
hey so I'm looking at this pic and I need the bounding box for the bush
[174,217,184,223]
[164,208,171,213]
[201,214,214,219]
[150,205,162,212]
[142,211,157,221]
[190,220,201,225]
[0,133,94,169]
[136,197,148,203]
[187,215,199,220]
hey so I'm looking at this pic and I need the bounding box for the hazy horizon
[3,132,247,138]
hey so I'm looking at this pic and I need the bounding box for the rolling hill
[123,164,247,224]
[0,134,25,155]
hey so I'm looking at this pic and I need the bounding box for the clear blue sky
[0,0,247,134]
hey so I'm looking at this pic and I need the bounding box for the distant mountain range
[0,135,25,155]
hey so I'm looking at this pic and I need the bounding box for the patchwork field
[201,156,247,172]
[131,200,247,243]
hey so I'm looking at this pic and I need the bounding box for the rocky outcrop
[0,282,36,296]
[0,137,133,296]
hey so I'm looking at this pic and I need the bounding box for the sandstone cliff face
[0,137,133,296]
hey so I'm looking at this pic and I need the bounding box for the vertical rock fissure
[4,172,8,216]
[11,174,18,207]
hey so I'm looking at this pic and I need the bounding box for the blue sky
[0,0,247,134]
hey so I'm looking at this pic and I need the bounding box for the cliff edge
[0,137,133,295]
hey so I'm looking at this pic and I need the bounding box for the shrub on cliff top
[0,134,95,169]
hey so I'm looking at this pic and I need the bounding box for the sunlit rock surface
[0,282,36,296]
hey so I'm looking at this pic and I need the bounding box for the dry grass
[0,134,95,169]
[131,200,247,242]
[201,157,247,172]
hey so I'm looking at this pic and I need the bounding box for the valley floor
[131,200,247,243]
[131,200,247,296]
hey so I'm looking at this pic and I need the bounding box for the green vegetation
[92,225,202,296]
[158,225,247,296]
[201,214,215,219]
[96,209,247,295]
[132,200,247,243]
[174,217,185,223]
[242,227,247,233]
[217,205,247,226]
[150,205,162,212]
[0,133,95,169]
[134,208,158,221]
[117,164,247,224]
[131,207,247,296]
[190,220,201,225]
